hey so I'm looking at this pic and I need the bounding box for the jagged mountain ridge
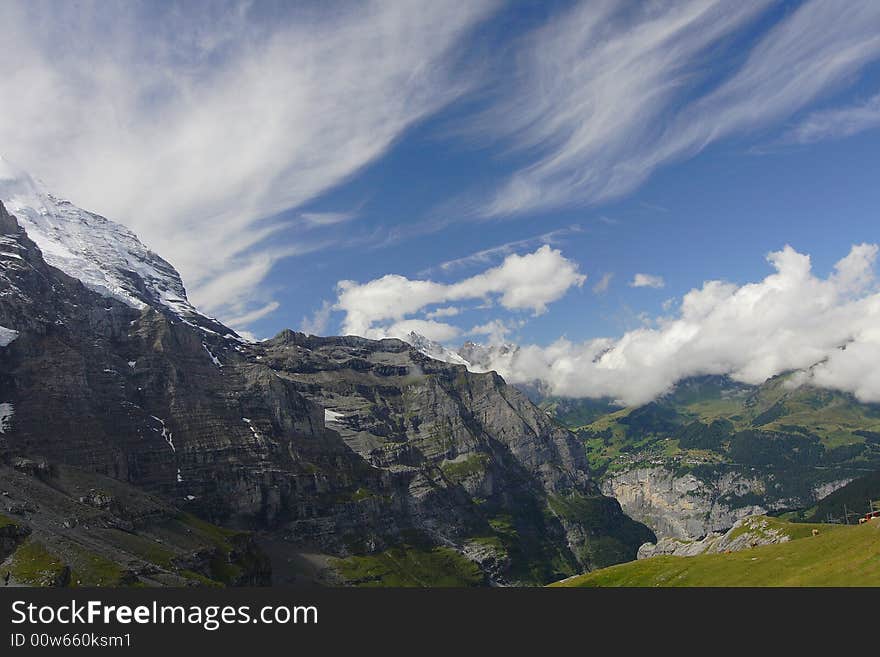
[400,331,470,367]
[0,184,651,585]
[400,333,520,374]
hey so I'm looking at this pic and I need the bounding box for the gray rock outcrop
[637,515,794,559]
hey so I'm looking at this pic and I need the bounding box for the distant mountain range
[534,374,880,539]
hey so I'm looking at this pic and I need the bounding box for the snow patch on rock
[202,343,222,368]
[324,409,345,425]
[0,403,14,433]
[402,331,470,366]
[242,417,263,440]
[150,415,175,453]
[0,325,18,347]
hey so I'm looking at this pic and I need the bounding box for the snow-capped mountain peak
[0,156,195,316]
[402,331,471,367]
[457,340,518,371]
[399,331,523,373]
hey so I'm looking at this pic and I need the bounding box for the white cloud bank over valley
[475,244,880,406]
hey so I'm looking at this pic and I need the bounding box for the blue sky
[2,0,880,403]
[256,0,880,346]
[277,90,880,346]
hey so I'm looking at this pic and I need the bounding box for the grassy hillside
[541,375,880,486]
[551,520,880,587]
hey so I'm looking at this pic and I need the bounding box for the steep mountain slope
[797,470,880,523]
[0,461,269,587]
[250,331,653,582]
[541,375,880,539]
[0,193,650,585]
[0,156,229,336]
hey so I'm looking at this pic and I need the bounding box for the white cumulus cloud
[335,245,586,340]
[476,243,880,406]
[468,319,520,345]
[425,306,462,319]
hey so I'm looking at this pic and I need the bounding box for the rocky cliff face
[602,466,850,540]
[250,331,653,581]
[637,515,802,559]
[601,467,769,540]
[0,198,651,585]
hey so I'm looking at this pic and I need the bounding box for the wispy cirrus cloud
[474,0,880,218]
[592,273,614,295]
[782,91,880,145]
[224,301,281,330]
[422,225,583,275]
[298,211,359,228]
[0,0,498,323]
[630,273,665,289]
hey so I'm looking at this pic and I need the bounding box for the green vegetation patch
[0,512,22,530]
[481,502,582,584]
[331,545,485,587]
[180,570,224,588]
[724,515,827,543]
[676,419,732,451]
[8,540,67,586]
[565,373,880,482]
[98,528,175,569]
[540,397,622,428]
[466,534,507,553]
[548,493,655,569]
[208,555,245,585]
[440,453,490,483]
[68,548,126,587]
[175,512,242,546]
[175,514,267,586]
